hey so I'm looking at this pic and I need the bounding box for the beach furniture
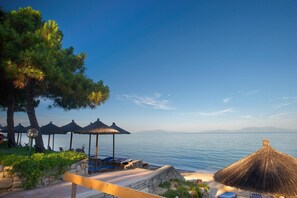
[88,165,116,173]
[218,192,237,198]
[250,193,263,198]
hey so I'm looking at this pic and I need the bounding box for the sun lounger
[250,193,263,198]
[88,165,116,173]
[218,192,237,198]
[119,158,133,165]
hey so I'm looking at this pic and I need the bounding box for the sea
[15,131,297,173]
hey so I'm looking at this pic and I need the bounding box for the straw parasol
[76,118,119,158]
[40,122,65,150]
[1,126,7,133]
[214,139,297,197]
[60,120,82,150]
[0,124,29,145]
[14,123,29,145]
[110,122,131,162]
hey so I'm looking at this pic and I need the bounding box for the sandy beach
[181,172,251,198]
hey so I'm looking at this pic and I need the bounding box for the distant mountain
[135,129,181,134]
[135,127,296,133]
[235,127,296,133]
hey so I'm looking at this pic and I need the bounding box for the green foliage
[0,6,110,109]
[0,148,86,189]
[0,6,110,151]
[159,181,171,189]
[159,179,209,198]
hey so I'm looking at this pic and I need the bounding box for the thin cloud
[273,97,297,109]
[245,90,259,96]
[236,89,259,96]
[270,112,297,119]
[197,108,236,116]
[241,115,253,119]
[118,94,173,110]
[223,97,232,103]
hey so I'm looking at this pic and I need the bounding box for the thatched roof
[0,126,7,133]
[214,139,297,196]
[60,120,82,133]
[0,124,29,133]
[40,122,65,135]
[14,124,29,133]
[110,122,131,134]
[77,119,118,134]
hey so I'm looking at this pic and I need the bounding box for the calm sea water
[17,132,297,173]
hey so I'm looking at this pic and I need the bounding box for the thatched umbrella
[0,124,28,145]
[214,139,297,197]
[1,126,7,133]
[40,122,65,150]
[110,122,130,162]
[14,123,29,145]
[76,119,119,158]
[60,120,82,150]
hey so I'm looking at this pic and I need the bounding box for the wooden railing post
[71,183,77,198]
[64,172,162,198]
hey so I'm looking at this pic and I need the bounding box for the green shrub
[159,181,171,189]
[0,148,87,189]
[159,178,209,198]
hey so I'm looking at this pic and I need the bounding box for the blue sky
[1,0,297,132]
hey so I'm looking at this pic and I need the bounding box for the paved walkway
[0,168,153,198]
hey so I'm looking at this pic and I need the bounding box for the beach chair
[218,192,237,198]
[88,165,116,174]
[250,193,263,198]
[119,158,133,165]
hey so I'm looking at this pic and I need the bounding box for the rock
[12,181,22,188]
[0,165,3,171]
[49,176,56,183]
[13,176,21,182]
[11,187,23,192]
[76,165,81,172]
[71,164,77,169]
[41,177,49,185]
[0,178,12,189]
[81,163,86,170]
[13,172,22,176]
[3,172,10,177]
[4,166,12,171]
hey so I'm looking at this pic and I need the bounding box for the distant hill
[135,129,181,134]
[135,127,296,133]
[235,127,295,133]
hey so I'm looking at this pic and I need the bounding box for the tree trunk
[7,90,16,148]
[26,81,45,152]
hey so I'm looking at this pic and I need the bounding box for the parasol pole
[95,134,99,168]
[95,134,99,159]
[52,134,55,151]
[113,134,115,163]
[88,134,91,158]
[69,132,73,150]
[17,132,20,145]
[20,132,22,145]
[48,134,51,149]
